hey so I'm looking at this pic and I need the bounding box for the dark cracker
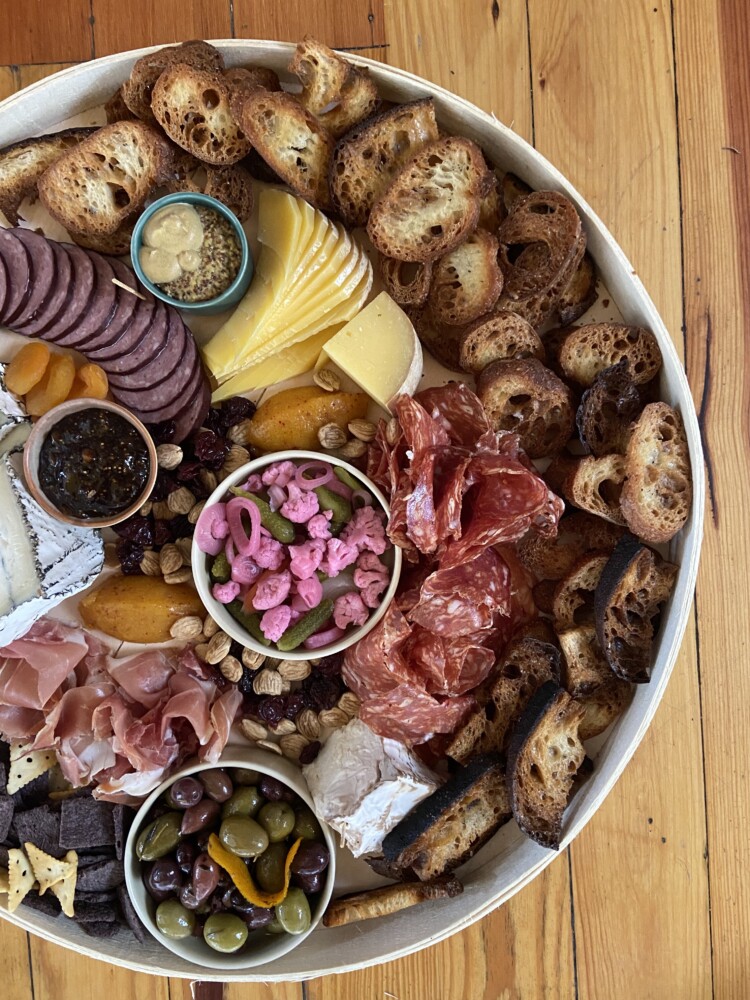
[0,761,7,794]
[0,794,13,842]
[74,899,118,924]
[11,771,51,808]
[76,858,124,892]
[11,804,64,858]
[79,921,121,939]
[0,845,8,866]
[113,805,130,861]
[116,884,148,944]
[60,797,115,849]
[74,889,118,905]
[21,892,62,917]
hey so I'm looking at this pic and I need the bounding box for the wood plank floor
[1,1,747,997]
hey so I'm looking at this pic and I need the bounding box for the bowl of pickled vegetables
[192,450,402,660]
[124,749,337,969]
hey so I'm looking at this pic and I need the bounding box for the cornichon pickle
[276,599,334,652]
[314,486,352,524]
[333,466,362,492]
[227,600,271,646]
[229,487,295,543]
[137,812,183,861]
[210,552,231,583]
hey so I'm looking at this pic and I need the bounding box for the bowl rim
[22,396,157,529]
[130,191,252,313]
[123,750,338,970]
[191,448,403,660]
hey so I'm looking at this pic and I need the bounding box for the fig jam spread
[39,409,150,518]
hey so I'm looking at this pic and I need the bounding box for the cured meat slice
[47,252,118,346]
[405,443,472,554]
[21,241,85,338]
[447,637,496,695]
[86,297,166,365]
[111,354,200,418]
[359,684,475,746]
[393,393,450,454]
[164,376,210,442]
[9,228,59,327]
[0,230,31,323]
[415,381,491,447]
[342,604,416,699]
[77,257,151,351]
[107,313,189,389]
[408,548,510,636]
[0,255,7,318]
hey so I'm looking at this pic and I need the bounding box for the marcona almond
[280,733,310,760]
[253,668,284,696]
[205,631,232,665]
[338,439,367,459]
[277,659,311,681]
[318,707,350,729]
[175,537,193,565]
[168,486,196,515]
[139,500,153,517]
[274,718,297,736]
[318,423,347,450]
[348,418,377,443]
[256,739,283,756]
[385,417,401,446]
[240,718,268,742]
[226,420,253,446]
[152,500,175,520]
[170,615,204,640]
[199,468,218,493]
[194,642,209,661]
[313,368,341,392]
[242,647,266,670]
[337,691,361,718]
[203,614,219,638]
[104,543,119,568]
[296,708,320,741]
[164,567,193,584]
[222,444,251,476]
[139,550,161,576]
[219,654,243,683]
[160,543,183,576]
[156,443,183,470]
[188,500,206,525]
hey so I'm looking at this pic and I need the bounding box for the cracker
[116,884,148,943]
[7,847,35,913]
[48,850,78,917]
[79,920,120,939]
[12,805,63,858]
[7,747,56,795]
[75,857,124,892]
[60,797,115,849]
[21,891,61,917]
[24,841,72,893]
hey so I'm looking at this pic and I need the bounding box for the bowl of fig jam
[24,398,157,529]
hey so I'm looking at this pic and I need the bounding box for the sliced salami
[106,313,190,390]
[359,685,475,746]
[167,376,211,442]
[0,230,31,324]
[0,255,8,320]
[108,352,200,417]
[8,228,58,327]
[408,548,510,637]
[415,381,491,447]
[86,298,166,365]
[23,242,91,339]
[47,252,118,347]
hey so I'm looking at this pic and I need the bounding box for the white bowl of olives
[124,749,337,970]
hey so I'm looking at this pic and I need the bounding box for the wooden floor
[1,1,748,997]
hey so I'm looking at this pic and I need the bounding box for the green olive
[218,816,269,858]
[155,899,195,940]
[231,768,260,786]
[258,801,295,843]
[266,915,286,934]
[292,805,323,841]
[255,842,288,894]
[203,913,249,953]
[275,887,311,935]
[137,812,183,861]
[222,786,264,820]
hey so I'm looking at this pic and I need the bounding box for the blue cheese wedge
[0,452,104,645]
[303,718,441,857]
[0,362,31,454]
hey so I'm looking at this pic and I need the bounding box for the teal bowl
[131,192,253,316]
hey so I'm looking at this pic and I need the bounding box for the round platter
[0,40,704,982]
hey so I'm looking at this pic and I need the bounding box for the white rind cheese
[0,362,31,453]
[303,718,441,857]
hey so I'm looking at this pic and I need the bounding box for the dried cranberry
[229,640,244,660]
[153,520,172,547]
[221,396,255,427]
[176,460,203,483]
[168,514,193,540]
[194,431,228,469]
[304,675,342,711]
[315,653,344,677]
[201,408,225,437]
[285,692,306,720]
[113,514,154,547]
[299,741,321,765]
[258,696,286,726]
[242,694,262,717]
[148,420,176,445]
[237,669,257,697]
[150,469,176,501]
[116,539,144,575]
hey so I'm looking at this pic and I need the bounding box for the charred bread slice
[428,229,503,326]
[558,625,633,739]
[367,136,490,263]
[458,311,545,374]
[518,510,625,583]
[120,40,225,124]
[506,681,586,850]
[552,552,610,631]
[381,754,511,879]
[559,454,628,525]
[289,36,379,138]
[559,322,662,387]
[331,99,439,227]
[556,251,598,325]
[620,402,692,543]
[477,358,575,459]
[408,302,465,371]
[322,875,463,927]
[594,535,678,683]
[379,256,434,307]
[533,579,557,616]
[576,358,643,456]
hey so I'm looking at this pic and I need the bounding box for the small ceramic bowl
[124,749,337,971]
[131,192,253,316]
[192,449,402,660]
[23,397,157,529]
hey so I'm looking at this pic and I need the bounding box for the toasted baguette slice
[558,624,633,739]
[223,66,281,95]
[151,64,250,165]
[72,219,138,256]
[594,535,678,683]
[518,510,625,582]
[552,553,610,631]
[38,122,171,237]
[121,40,225,123]
[235,89,335,210]
[290,36,379,137]
[533,579,557,615]
[0,128,97,225]
[330,98,439,227]
[381,754,511,879]
[163,152,254,222]
[559,454,628,525]
[408,303,465,372]
[428,229,503,325]
[322,875,463,927]
[458,311,545,374]
[367,137,489,263]
[477,358,575,459]
[576,358,644,456]
[501,171,532,212]
[104,88,136,125]
[507,681,586,849]
[620,402,692,544]
[556,251,598,325]
[559,322,662,387]
[379,256,433,307]
[478,168,506,231]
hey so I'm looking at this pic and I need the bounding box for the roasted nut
[170,615,204,641]
[175,537,193,565]
[337,691,361,718]
[240,718,268,742]
[205,631,232,665]
[318,707,350,729]
[253,668,284,696]
[159,543,183,576]
[188,500,206,525]
[338,439,367,459]
[156,443,183,470]
[139,550,162,576]
[194,642,209,661]
[256,739,283,755]
[242,647,266,670]
[199,468,218,493]
[318,423,347,450]
[296,708,321,741]
[226,420,253,446]
[139,500,153,517]
[313,368,341,392]
[273,718,297,736]
[385,417,400,446]
[219,654,243,683]
[277,659,312,681]
[168,486,196,515]
[348,418,377,443]
[222,444,251,476]
[152,500,175,520]
[280,733,310,760]
[203,614,219,638]
[164,567,193,584]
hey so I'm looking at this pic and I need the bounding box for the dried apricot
[4,342,51,394]
[68,363,109,401]
[25,354,75,416]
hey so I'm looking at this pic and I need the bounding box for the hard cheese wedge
[318,292,423,412]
